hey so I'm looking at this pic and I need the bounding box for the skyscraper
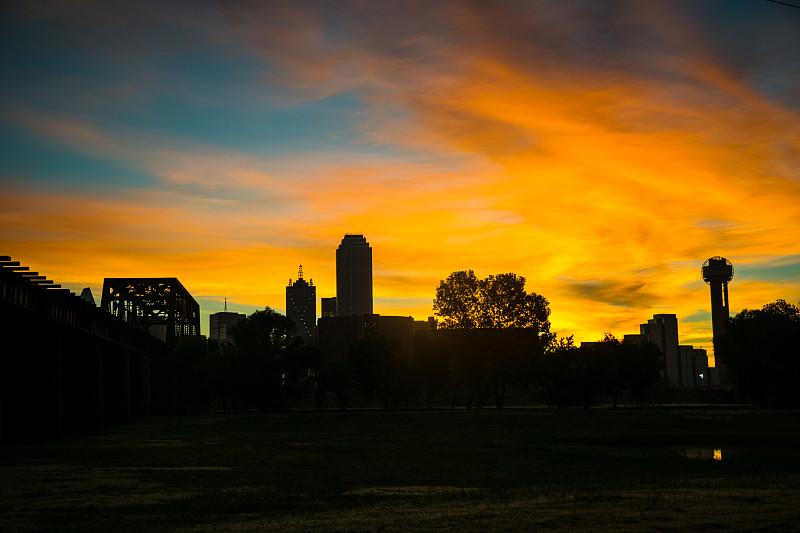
[640,314,680,387]
[286,265,316,343]
[210,300,246,346]
[336,234,373,317]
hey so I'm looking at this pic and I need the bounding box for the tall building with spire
[286,265,316,343]
[336,234,373,317]
[210,298,246,346]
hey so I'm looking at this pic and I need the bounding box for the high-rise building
[679,345,710,388]
[336,234,373,317]
[80,287,96,306]
[321,297,337,317]
[640,314,680,387]
[210,301,246,346]
[286,265,316,343]
[624,315,715,388]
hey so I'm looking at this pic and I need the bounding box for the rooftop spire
[224,297,227,312]
[298,265,304,279]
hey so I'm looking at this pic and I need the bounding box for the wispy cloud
[2,1,799,349]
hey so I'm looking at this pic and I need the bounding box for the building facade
[286,265,316,343]
[623,313,714,388]
[640,314,680,387]
[210,311,246,346]
[679,345,710,388]
[335,234,373,317]
[321,297,337,318]
[317,314,414,360]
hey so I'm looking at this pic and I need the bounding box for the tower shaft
[702,256,733,386]
[709,280,729,340]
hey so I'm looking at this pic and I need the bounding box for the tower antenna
[224,297,227,312]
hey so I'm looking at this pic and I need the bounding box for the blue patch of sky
[69,42,390,157]
[682,310,711,323]
[139,90,367,155]
[3,24,373,157]
[681,0,800,112]
[1,34,119,113]
[735,256,800,284]
[682,337,712,350]
[138,46,460,164]
[0,126,150,190]
[196,297,262,336]
[682,280,709,293]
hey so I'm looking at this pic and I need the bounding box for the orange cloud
[3,1,799,355]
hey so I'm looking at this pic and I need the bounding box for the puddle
[682,448,723,461]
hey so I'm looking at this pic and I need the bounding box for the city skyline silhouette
[0,247,755,373]
[1,2,799,358]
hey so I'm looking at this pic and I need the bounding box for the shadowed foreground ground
[2,408,799,531]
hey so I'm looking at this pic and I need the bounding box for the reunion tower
[702,256,733,384]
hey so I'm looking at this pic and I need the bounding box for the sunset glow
[2,1,799,360]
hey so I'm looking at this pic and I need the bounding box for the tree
[413,331,452,409]
[588,334,627,408]
[158,336,216,415]
[206,339,244,411]
[433,270,480,329]
[539,336,588,409]
[445,329,496,409]
[716,299,800,407]
[317,358,358,411]
[433,270,551,333]
[349,337,415,410]
[476,273,550,331]
[626,341,663,406]
[230,307,307,411]
[582,334,663,409]
[432,270,553,408]
[281,342,321,409]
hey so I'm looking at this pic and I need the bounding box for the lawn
[2,408,799,531]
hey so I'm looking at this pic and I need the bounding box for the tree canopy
[539,334,664,409]
[230,307,316,411]
[433,270,550,332]
[432,270,481,329]
[716,299,800,407]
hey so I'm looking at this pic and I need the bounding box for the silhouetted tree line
[427,270,664,409]
[540,335,664,409]
[157,308,321,414]
[716,299,800,408]
[157,271,668,413]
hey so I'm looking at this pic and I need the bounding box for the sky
[2,1,799,361]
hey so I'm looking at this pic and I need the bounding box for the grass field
[2,407,800,531]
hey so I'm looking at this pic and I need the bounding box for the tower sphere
[701,256,734,285]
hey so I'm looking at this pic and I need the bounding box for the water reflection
[683,448,723,461]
